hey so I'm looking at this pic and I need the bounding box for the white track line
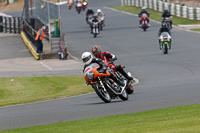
[40,62,53,70]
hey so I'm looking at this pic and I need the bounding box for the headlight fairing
[86,72,94,79]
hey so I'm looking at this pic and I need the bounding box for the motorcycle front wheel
[119,89,129,101]
[93,83,111,103]
[163,43,168,54]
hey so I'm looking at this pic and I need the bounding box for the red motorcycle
[140,13,149,31]
[81,1,87,11]
[104,59,134,94]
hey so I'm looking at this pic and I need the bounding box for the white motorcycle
[159,32,171,54]
[92,22,99,38]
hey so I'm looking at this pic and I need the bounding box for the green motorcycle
[159,32,171,54]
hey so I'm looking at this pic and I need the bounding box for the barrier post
[0,16,2,32]
[18,17,21,33]
[5,17,7,33]
[9,17,11,33]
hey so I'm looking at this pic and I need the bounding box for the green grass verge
[112,6,200,25]
[191,28,200,32]
[0,76,93,107]
[1,104,200,133]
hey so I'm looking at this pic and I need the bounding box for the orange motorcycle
[83,63,128,103]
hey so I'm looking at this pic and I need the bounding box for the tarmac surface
[0,33,83,78]
[1,0,200,131]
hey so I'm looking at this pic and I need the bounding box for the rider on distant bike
[138,7,150,27]
[158,22,172,49]
[162,8,173,29]
[90,14,99,34]
[91,45,133,82]
[82,52,125,86]
[86,7,94,23]
[97,9,105,26]
[158,22,171,37]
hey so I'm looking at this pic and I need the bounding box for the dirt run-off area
[0,0,59,12]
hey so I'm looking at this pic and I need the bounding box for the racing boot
[117,80,125,87]
[119,69,133,81]
[110,73,125,87]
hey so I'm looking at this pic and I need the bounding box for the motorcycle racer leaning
[82,52,125,86]
[138,7,150,27]
[91,46,133,82]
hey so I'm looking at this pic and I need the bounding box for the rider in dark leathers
[90,15,99,34]
[86,8,94,23]
[162,8,173,29]
[158,22,172,49]
[158,22,171,37]
[138,7,150,27]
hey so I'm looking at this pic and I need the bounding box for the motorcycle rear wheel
[93,83,111,103]
[126,85,134,94]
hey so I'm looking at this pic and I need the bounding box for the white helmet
[81,52,93,65]
[142,7,146,10]
[97,9,101,13]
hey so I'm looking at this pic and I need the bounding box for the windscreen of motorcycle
[77,3,82,7]
[161,32,169,37]
[84,63,99,75]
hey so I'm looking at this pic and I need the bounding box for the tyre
[163,43,168,54]
[143,28,146,31]
[94,34,97,38]
[126,85,134,94]
[99,24,103,30]
[119,89,129,101]
[93,83,111,103]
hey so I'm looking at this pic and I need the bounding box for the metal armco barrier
[0,16,21,33]
[121,0,200,20]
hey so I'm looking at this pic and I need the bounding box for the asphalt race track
[0,0,200,130]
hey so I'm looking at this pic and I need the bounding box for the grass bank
[0,76,93,107]
[1,104,200,133]
[191,28,200,31]
[112,6,200,25]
